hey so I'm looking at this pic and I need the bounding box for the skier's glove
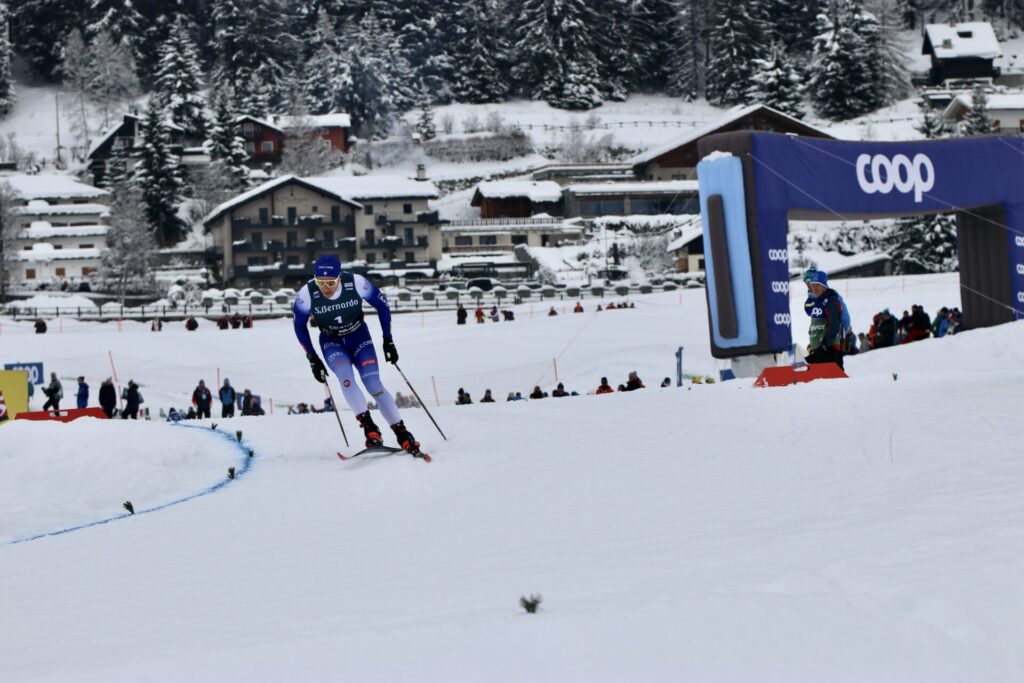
[306,351,328,383]
[383,337,398,364]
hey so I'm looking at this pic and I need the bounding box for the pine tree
[87,30,140,132]
[808,0,877,120]
[510,0,604,110]
[767,0,826,54]
[135,101,185,246]
[916,99,945,139]
[278,115,344,175]
[747,45,805,118]
[0,2,14,116]
[448,0,509,104]
[667,0,710,100]
[414,92,437,141]
[60,29,93,150]
[705,0,765,106]
[155,16,207,139]
[207,91,250,189]
[102,180,157,303]
[85,0,143,47]
[857,1,909,109]
[624,0,680,92]
[302,9,353,114]
[394,0,455,104]
[887,213,958,274]
[11,0,82,78]
[960,86,993,136]
[0,180,19,304]
[592,0,633,100]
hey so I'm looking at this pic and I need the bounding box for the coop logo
[856,153,935,203]
[773,313,791,326]
[1018,291,1024,304]
[768,249,788,262]
[1016,235,1024,247]
[1017,263,1024,275]
[770,280,789,294]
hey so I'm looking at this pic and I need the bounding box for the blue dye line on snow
[3,423,256,546]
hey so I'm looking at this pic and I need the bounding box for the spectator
[551,383,569,397]
[295,402,310,415]
[457,304,468,325]
[529,386,546,399]
[76,376,89,409]
[322,395,335,413]
[624,371,645,391]
[897,310,912,342]
[804,271,844,370]
[481,389,495,403]
[122,380,142,419]
[596,377,614,394]
[490,306,500,322]
[167,407,183,423]
[548,306,558,316]
[573,301,583,313]
[844,329,859,355]
[217,316,229,330]
[617,384,627,391]
[475,306,485,324]
[506,392,516,402]
[512,391,525,401]
[931,307,951,338]
[502,309,515,321]
[34,318,47,334]
[660,377,672,387]
[395,391,412,409]
[185,316,199,331]
[948,307,962,333]
[242,314,254,329]
[42,372,62,410]
[185,406,197,420]
[858,332,871,352]
[192,380,212,419]
[240,389,259,416]
[231,312,242,329]
[27,376,34,408]
[99,378,116,418]
[874,309,898,348]
[596,304,603,312]
[904,304,931,343]
[151,318,163,332]
[219,379,236,418]
[457,387,473,405]
[629,302,635,309]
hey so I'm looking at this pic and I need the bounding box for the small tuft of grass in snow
[122,500,134,515]
[520,594,542,614]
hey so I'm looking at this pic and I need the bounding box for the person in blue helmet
[803,269,845,369]
[293,255,421,455]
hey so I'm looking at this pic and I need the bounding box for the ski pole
[324,380,349,448]
[394,363,447,441]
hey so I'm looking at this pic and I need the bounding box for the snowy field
[3,273,1024,681]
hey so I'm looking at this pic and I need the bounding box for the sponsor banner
[0,370,30,424]
[4,362,43,385]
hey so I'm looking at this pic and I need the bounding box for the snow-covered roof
[308,175,439,201]
[236,115,284,134]
[87,113,185,159]
[628,104,834,167]
[924,22,1002,60]
[567,181,700,195]
[942,92,1024,119]
[16,244,102,261]
[277,113,352,129]
[441,219,583,234]
[472,181,563,203]
[204,174,438,225]
[15,202,110,217]
[666,218,704,253]
[1,174,109,201]
[18,222,109,239]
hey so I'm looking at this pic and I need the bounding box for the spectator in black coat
[456,387,473,405]
[192,380,212,419]
[185,316,199,331]
[122,381,142,419]
[529,386,546,399]
[875,309,897,348]
[551,383,569,397]
[34,318,47,334]
[623,371,645,391]
[99,378,117,418]
[480,389,495,403]
[219,379,236,418]
[456,304,468,325]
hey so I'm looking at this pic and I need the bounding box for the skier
[293,255,422,456]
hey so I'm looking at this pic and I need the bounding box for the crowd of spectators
[852,304,961,354]
[456,369,662,405]
[457,300,637,324]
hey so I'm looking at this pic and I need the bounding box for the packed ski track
[2,275,1024,681]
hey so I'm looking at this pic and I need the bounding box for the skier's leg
[349,329,401,426]
[320,336,369,415]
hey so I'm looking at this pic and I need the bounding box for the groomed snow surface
[2,273,1023,682]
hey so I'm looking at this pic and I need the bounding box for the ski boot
[357,410,384,448]
[390,420,422,456]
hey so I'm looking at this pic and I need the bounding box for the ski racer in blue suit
[293,255,420,454]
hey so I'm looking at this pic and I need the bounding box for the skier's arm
[293,287,315,354]
[355,274,392,339]
[823,297,844,349]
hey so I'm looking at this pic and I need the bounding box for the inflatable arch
[696,132,1024,358]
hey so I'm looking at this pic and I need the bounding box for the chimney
[416,164,427,181]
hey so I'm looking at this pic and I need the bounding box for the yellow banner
[0,370,29,424]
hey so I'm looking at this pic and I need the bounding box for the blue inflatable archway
[696,132,1024,358]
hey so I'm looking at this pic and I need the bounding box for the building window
[405,251,415,263]
[455,236,472,246]
[241,122,255,136]
[244,142,255,155]
[403,203,413,214]
[286,231,298,248]
[286,255,300,265]
[261,140,274,152]
[479,235,497,245]
[630,198,664,215]
[322,229,334,247]
[55,267,66,277]
[511,235,528,245]
[364,204,374,215]
[82,267,96,276]
[311,206,318,213]
[365,228,375,245]
[580,199,625,216]
[259,208,269,224]
[26,268,35,279]
[79,243,94,249]
[667,197,700,215]
[53,244,63,249]
[366,252,376,263]
[252,232,263,249]
[287,207,297,224]
[331,205,341,223]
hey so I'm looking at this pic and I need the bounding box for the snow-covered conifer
[808,0,876,120]
[102,180,157,304]
[11,0,81,77]
[135,101,185,246]
[0,2,14,116]
[0,180,19,304]
[705,0,765,106]
[666,0,710,100]
[155,17,208,139]
[60,29,93,149]
[207,91,250,189]
[960,86,993,136]
[85,0,143,47]
[915,99,945,139]
[87,30,140,131]
[747,45,805,118]
[448,0,509,104]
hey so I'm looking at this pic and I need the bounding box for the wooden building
[923,21,1001,85]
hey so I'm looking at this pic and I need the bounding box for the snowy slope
[2,273,1024,680]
